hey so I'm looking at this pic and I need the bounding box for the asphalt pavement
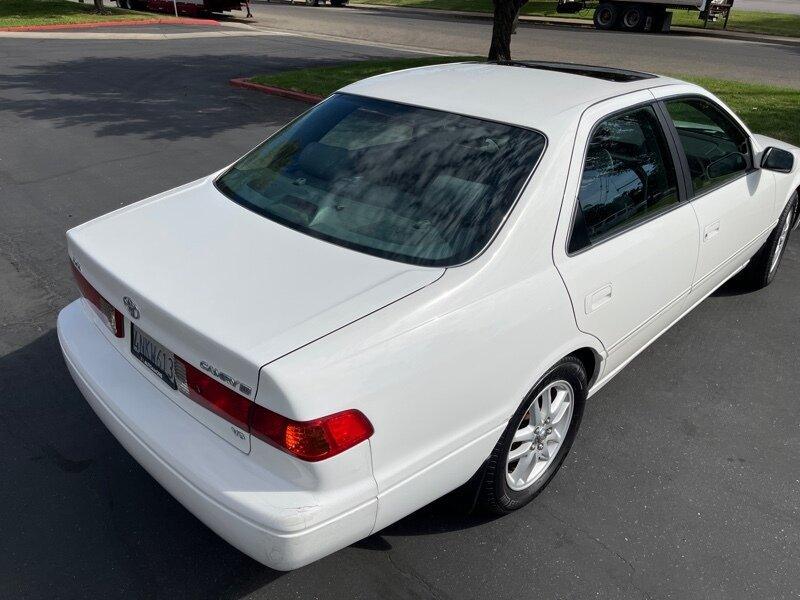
[0,25,798,600]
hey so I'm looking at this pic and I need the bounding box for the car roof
[339,62,687,133]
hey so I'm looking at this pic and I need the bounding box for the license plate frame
[131,323,178,390]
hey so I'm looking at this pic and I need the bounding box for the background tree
[94,0,105,10]
[488,0,528,61]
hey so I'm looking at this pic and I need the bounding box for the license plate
[131,324,177,390]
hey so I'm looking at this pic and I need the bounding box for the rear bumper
[57,300,377,570]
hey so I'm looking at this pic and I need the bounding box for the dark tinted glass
[665,98,750,194]
[571,105,679,251]
[215,94,545,267]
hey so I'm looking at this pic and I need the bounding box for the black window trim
[565,99,691,257]
[656,94,756,202]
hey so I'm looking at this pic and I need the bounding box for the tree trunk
[94,0,104,10]
[488,0,527,61]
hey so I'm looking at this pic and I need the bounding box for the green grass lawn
[686,77,800,146]
[351,0,800,38]
[250,56,483,97]
[0,0,161,28]
[249,57,800,145]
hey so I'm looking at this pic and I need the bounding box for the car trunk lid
[67,177,444,451]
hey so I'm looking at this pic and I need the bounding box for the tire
[305,0,320,5]
[620,4,646,30]
[593,3,619,30]
[478,356,588,515]
[739,193,797,290]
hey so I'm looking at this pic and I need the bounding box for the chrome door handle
[585,284,613,314]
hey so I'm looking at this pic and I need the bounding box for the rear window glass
[215,94,546,267]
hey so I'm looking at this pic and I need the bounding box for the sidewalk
[337,1,800,46]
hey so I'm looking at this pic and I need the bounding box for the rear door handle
[585,284,613,314]
[704,221,721,242]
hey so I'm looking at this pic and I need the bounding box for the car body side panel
[256,134,606,531]
[552,90,699,376]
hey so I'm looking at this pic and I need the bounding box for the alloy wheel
[506,380,574,491]
[770,216,792,275]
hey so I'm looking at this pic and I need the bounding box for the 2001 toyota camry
[58,61,799,570]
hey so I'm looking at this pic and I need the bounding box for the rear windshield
[215,94,546,267]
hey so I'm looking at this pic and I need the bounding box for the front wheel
[740,193,797,290]
[478,356,587,514]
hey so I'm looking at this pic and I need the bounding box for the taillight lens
[70,262,124,338]
[251,406,373,462]
[172,358,372,460]
[174,358,251,431]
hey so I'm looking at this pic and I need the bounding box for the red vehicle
[119,0,243,17]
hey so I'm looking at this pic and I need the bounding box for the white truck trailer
[556,0,734,32]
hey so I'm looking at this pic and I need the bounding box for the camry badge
[123,296,140,320]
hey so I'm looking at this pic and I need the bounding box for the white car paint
[58,63,800,570]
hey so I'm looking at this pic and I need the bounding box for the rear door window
[570,105,680,252]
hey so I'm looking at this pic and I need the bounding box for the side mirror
[761,147,794,173]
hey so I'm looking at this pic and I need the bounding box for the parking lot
[0,27,798,600]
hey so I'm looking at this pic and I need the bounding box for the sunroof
[494,61,656,82]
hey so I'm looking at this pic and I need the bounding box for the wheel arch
[570,346,603,388]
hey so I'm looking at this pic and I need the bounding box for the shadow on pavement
[0,329,285,598]
[0,328,493,598]
[0,50,364,141]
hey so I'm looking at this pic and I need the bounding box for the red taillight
[250,406,373,462]
[70,261,124,338]
[173,358,372,460]
[174,358,252,431]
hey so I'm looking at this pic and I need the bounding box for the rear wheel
[478,357,587,514]
[620,4,646,30]
[305,0,320,5]
[593,2,619,30]
[740,193,797,290]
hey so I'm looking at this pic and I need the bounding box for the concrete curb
[229,77,323,103]
[343,2,800,47]
[0,17,219,32]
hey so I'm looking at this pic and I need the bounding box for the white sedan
[57,62,799,570]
